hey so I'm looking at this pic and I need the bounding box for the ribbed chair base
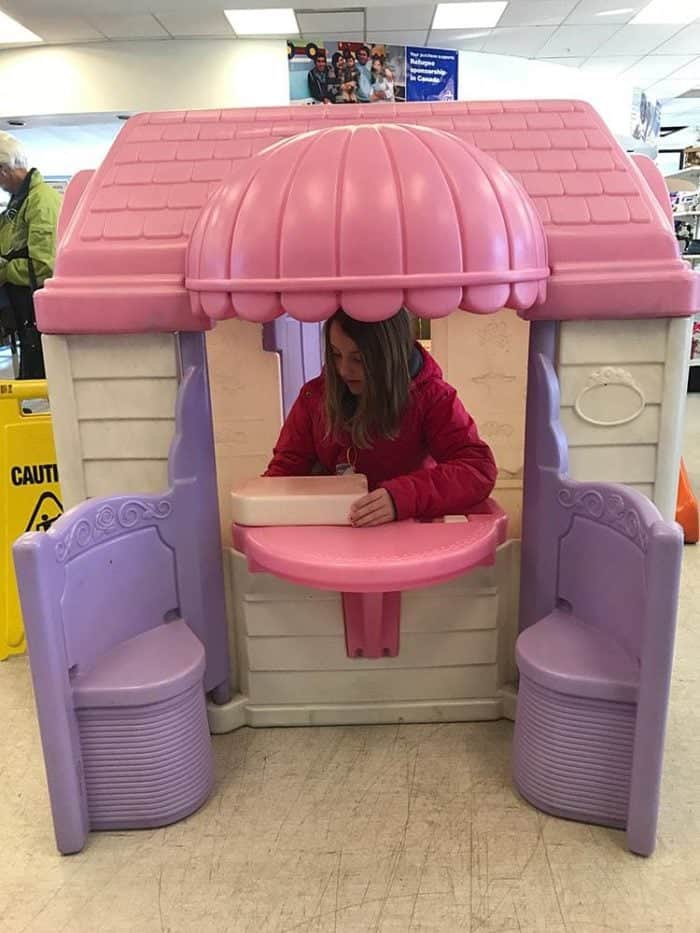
[514,674,636,829]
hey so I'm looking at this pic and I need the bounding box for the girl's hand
[350,489,396,527]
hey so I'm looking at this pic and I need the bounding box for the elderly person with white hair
[0,131,61,379]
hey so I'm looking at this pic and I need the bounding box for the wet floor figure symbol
[25,491,63,533]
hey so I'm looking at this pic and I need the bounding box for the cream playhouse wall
[46,315,690,537]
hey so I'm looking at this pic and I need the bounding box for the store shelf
[666,167,700,190]
[674,211,700,218]
[690,359,700,368]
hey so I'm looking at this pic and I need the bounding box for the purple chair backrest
[557,502,647,663]
[59,519,179,673]
[263,317,323,418]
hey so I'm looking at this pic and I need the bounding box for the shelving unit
[666,164,700,384]
[665,166,700,190]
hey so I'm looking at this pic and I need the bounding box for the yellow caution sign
[1,381,62,660]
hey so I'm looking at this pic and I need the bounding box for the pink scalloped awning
[186,123,549,323]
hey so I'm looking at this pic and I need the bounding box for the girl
[266,309,497,527]
[370,57,395,102]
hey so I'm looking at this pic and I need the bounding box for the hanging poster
[288,40,456,105]
[406,47,458,102]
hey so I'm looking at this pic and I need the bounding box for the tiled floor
[1,400,699,933]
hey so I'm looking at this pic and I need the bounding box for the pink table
[234,500,507,658]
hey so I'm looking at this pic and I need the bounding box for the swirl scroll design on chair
[558,486,649,553]
[55,499,173,564]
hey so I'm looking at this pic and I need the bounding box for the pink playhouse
[13,100,695,858]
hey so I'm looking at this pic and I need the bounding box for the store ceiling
[2,1,700,109]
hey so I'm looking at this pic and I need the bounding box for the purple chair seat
[73,621,212,833]
[72,620,205,708]
[516,609,639,704]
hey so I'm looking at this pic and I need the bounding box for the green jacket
[0,169,61,288]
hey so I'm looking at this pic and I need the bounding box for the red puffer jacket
[265,344,497,521]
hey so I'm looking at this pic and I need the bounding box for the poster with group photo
[288,39,456,106]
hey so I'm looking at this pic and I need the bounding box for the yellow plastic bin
[1,381,62,660]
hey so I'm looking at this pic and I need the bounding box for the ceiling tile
[564,0,647,26]
[154,12,231,37]
[664,56,700,81]
[654,24,700,57]
[499,0,577,28]
[366,5,434,31]
[368,30,432,47]
[425,28,489,50]
[19,15,104,42]
[579,55,641,75]
[313,32,365,42]
[648,77,699,99]
[536,56,586,66]
[536,24,620,57]
[296,11,365,35]
[482,25,558,56]
[86,14,169,39]
[591,24,681,56]
[622,55,697,85]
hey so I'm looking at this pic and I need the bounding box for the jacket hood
[412,342,444,386]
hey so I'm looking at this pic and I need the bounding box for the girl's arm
[381,387,497,520]
[265,390,319,477]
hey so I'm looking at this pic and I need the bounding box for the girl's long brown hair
[324,308,414,449]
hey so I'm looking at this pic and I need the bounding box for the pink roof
[187,124,548,323]
[37,100,698,334]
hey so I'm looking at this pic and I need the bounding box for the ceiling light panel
[432,2,508,30]
[0,11,42,43]
[499,0,577,28]
[631,0,698,24]
[224,8,299,36]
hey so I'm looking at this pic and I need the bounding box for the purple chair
[514,326,683,856]
[12,334,229,854]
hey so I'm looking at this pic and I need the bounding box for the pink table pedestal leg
[342,592,401,658]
